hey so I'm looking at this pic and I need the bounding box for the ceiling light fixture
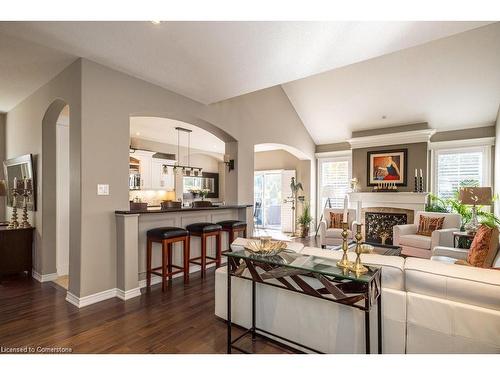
[172,126,204,177]
[151,21,161,25]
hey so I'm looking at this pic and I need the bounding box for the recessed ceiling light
[151,21,161,25]
[136,132,141,136]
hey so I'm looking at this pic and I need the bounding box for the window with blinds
[435,148,486,199]
[318,157,351,210]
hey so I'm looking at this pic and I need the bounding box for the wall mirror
[3,154,36,211]
[183,172,219,199]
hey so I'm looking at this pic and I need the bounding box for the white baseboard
[66,288,119,308]
[32,269,58,283]
[64,263,216,308]
[116,287,142,301]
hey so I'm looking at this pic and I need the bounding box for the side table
[453,231,475,249]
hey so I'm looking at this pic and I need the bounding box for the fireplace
[362,207,414,245]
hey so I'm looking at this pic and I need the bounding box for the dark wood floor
[0,268,299,354]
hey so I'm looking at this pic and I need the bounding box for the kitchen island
[115,204,253,300]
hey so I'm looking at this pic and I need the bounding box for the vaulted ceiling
[0,21,498,144]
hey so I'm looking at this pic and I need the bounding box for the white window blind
[318,158,351,209]
[435,148,486,199]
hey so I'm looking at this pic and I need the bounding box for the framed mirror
[3,154,36,211]
[183,172,219,199]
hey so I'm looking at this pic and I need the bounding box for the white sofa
[319,208,357,247]
[393,211,461,259]
[214,238,500,353]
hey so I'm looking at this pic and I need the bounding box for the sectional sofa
[214,238,500,353]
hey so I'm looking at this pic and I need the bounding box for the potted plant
[297,201,313,238]
[199,188,210,200]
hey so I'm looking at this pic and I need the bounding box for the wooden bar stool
[146,227,190,292]
[217,220,247,252]
[186,222,222,278]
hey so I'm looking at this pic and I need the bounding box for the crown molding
[348,129,436,149]
[428,136,495,150]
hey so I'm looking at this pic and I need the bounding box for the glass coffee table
[331,241,401,256]
[225,249,382,354]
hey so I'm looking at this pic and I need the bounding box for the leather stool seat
[217,220,246,229]
[147,227,189,239]
[186,222,222,233]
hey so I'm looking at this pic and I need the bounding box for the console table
[225,250,382,354]
[0,226,35,280]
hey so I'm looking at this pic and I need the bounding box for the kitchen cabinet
[151,159,175,190]
[129,150,175,191]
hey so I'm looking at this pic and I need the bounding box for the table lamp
[458,187,492,234]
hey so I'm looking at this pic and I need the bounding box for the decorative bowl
[361,244,374,254]
[244,238,288,257]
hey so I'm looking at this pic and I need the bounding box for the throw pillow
[329,212,346,229]
[416,215,445,237]
[466,225,499,268]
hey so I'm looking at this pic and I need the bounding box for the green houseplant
[297,201,313,238]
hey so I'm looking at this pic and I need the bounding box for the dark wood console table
[225,250,382,354]
[0,226,35,280]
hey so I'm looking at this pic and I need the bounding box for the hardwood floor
[0,268,300,354]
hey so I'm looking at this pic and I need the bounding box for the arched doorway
[253,143,313,239]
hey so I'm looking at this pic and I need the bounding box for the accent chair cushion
[416,215,445,237]
[328,212,346,229]
[186,222,222,233]
[466,225,499,268]
[398,234,431,250]
[325,228,353,238]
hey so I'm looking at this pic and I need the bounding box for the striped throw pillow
[416,215,445,237]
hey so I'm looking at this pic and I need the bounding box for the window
[434,146,490,199]
[318,156,351,211]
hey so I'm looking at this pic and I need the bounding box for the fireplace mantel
[348,192,429,221]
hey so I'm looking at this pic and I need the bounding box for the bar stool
[217,220,247,252]
[146,227,190,292]
[186,222,222,278]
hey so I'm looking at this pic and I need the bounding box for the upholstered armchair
[319,208,357,248]
[393,211,461,259]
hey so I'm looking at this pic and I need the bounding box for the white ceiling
[283,22,500,144]
[130,117,225,154]
[0,32,76,112]
[0,21,491,111]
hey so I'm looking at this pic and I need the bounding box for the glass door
[254,171,282,229]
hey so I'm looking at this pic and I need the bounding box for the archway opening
[253,143,313,240]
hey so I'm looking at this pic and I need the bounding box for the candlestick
[20,187,32,228]
[336,221,353,269]
[414,176,419,193]
[8,189,19,229]
[349,223,368,275]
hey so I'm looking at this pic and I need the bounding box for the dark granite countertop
[115,204,253,215]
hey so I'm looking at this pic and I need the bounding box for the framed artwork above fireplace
[367,148,408,186]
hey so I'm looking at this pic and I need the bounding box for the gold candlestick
[350,223,368,274]
[20,190,31,228]
[336,221,353,269]
[8,189,19,229]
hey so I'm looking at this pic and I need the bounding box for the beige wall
[495,107,500,218]
[254,149,312,211]
[3,58,315,298]
[5,60,82,296]
[0,113,5,221]
[352,143,428,192]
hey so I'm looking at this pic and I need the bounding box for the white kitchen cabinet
[151,159,175,190]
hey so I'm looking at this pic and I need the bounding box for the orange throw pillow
[329,212,346,229]
[466,225,499,268]
[416,215,445,237]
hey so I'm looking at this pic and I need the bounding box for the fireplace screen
[365,212,407,245]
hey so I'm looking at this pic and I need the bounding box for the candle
[415,168,417,177]
[343,195,348,222]
[420,169,423,178]
[13,177,17,189]
[24,178,28,190]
